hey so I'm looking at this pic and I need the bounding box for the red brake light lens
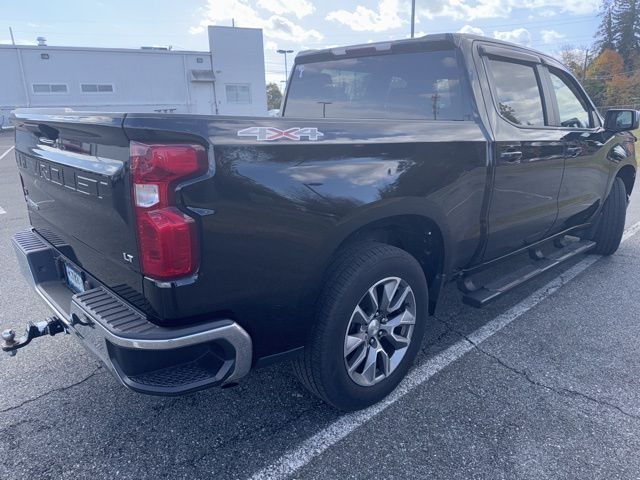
[131,143,206,182]
[130,142,207,280]
[136,207,199,280]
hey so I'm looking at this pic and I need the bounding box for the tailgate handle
[37,124,59,144]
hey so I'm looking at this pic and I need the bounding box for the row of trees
[561,0,640,110]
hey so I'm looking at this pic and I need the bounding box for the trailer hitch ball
[1,317,66,356]
[2,329,15,342]
[2,330,17,356]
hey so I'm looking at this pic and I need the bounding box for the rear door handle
[500,150,523,163]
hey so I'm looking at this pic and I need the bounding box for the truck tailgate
[12,111,144,304]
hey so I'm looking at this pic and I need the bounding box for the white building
[0,26,267,128]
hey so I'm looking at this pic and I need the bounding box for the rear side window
[488,59,545,127]
[284,50,465,120]
[549,69,593,128]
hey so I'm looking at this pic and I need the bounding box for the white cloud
[418,0,598,21]
[257,0,314,19]
[268,15,323,42]
[190,0,323,43]
[265,40,278,51]
[493,28,532,46]
[0,38,37,45]
[326,0,404,32]
[540,29,565,44]
[459,24,486,36]
[266,72,287,86]
[523,0,598,15]
[418,0,511,21]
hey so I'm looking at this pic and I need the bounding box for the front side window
[549,70,593,128]
[488,59,545,127]
[284,49,465,120]
[226,84,251,104]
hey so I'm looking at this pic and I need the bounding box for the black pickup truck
[5,33,639,411]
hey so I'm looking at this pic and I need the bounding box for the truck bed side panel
[124,114,489,358]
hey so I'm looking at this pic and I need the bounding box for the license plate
[64,263,85,293]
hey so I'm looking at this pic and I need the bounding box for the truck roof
[296,33,560,66]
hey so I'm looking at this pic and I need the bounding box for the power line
[583,68,640,80]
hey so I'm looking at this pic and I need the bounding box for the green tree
[595,0,616,53]
[266,83,283,110]
[613,0,640,66]
[596,0,640,66]
[588,1,640,110]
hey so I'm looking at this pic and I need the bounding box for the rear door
[476,44,565,260]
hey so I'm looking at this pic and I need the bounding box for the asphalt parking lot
[1,129,640,479]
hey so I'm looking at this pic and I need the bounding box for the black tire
[293,242,429,411]
[589,177,627,256]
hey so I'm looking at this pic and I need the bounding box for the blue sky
[1,0,602,84]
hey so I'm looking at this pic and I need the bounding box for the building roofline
[208,25,263,32]
[0,44,209,56]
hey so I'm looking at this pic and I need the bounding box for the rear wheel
[293,242,428,411]
[589,177,627,256]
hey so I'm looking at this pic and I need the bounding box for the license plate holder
[64,262,85,294]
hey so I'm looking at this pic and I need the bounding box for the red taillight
[131,142,207,280]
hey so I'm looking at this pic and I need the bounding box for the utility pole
[277,49,294,85]
[411,0,416,38]
[11,27,31,108]
[581,48,590,81]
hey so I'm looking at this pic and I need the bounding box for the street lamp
[277,49,294,85]
[411,0,416,38]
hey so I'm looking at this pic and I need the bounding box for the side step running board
[461,239,596,308]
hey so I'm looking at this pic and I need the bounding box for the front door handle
[567,146,583,157]
[500,150,523,163]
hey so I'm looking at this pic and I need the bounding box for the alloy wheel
[343,276,417,387]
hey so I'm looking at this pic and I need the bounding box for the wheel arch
[318,200,452,314]
[616,164,636,198]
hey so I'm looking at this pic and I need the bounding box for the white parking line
[0,146,15,161]
[250,221,640,480]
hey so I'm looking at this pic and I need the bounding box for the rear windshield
[283,50,465,120]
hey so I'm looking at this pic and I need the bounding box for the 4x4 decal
[237,127,324,141]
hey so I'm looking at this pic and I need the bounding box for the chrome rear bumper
[12,229,253,395]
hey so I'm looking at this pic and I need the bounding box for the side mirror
[604,109,640,132]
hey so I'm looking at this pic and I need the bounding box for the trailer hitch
[1,317,67,356]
